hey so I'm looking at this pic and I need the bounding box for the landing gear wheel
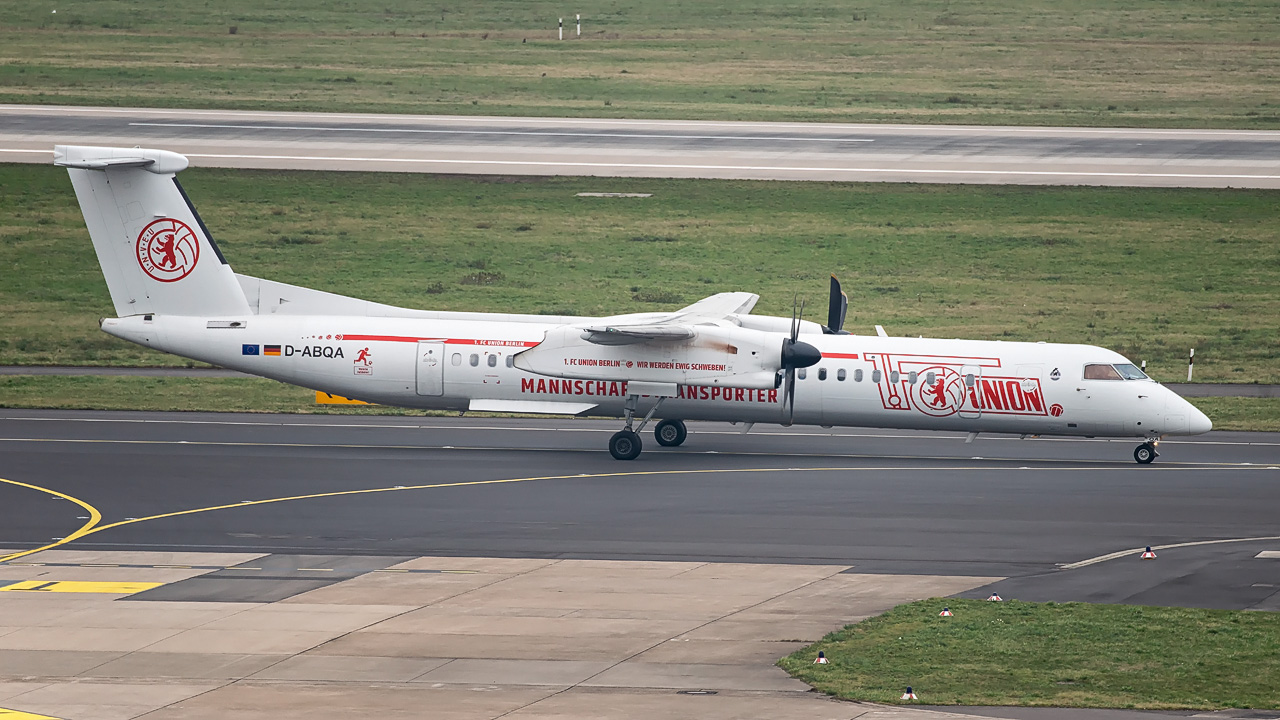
[654,419,687,447]
[1134,443,1158,464]
[609,430,643,461]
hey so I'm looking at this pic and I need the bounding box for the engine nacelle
[514,323,784,388]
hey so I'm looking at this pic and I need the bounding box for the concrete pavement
[0,549,993,719]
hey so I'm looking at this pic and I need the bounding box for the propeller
[823,274,849,334]
[779,297,822,426]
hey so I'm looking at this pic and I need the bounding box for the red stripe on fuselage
[340,334,539,347]
[822,352,859,359]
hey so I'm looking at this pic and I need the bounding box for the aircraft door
[958,364,982,419]
[415,342,444,396]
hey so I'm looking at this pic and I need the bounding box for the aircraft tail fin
[56,145,250,318]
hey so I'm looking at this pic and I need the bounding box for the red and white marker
[987,592,1003,602]
[901,687,918,700]
[939,607,953,616]
[1141,546,1157,559]
[814,651,829,664]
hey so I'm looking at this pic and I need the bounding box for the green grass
[3,163,1278,384]
[781,598,1280,709]
[1185,397,1280,432]
[0,0,1278,127]
[0,376,426,415]
[0,379,1276,433]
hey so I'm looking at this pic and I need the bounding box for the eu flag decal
[242,344,260,356]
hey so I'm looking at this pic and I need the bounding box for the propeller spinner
[780,298,821,426]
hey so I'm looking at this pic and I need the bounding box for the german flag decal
[264,345,282,356]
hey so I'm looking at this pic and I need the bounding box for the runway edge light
[1141,546,1157,559]
[987,592,1003,602]
[902,687,918,700]
[814,651,828,664]
[939,607,953,616]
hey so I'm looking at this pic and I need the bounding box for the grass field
[0,0,1277,127]
[780,598,1280,709]
[3,163,1277,385]
[0,377,1271,431]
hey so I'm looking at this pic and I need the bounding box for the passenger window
[469,353,479,367]
[451,353,462,366]
[837,368,846,381]
[487,354,497,367]
[908,371,918,385]
[872,369,882,383]
[1084,363,1123,380]
[818,368,828,381]
[798,368,807,380]
[890,370,900,384]
[926,371,936,385]
[506,355,515,368]
[854,369,863,382]
[965,373,975,388]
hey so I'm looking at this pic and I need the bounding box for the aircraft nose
[1188,404,1213,435]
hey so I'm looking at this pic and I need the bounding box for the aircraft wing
[581,292,759,345]
[675,291,759,318]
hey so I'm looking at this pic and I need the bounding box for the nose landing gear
[1134,441,1159,464]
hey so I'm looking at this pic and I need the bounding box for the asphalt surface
[4,104,1280,187]
[1,410,1277,610]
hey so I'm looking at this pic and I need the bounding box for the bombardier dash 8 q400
[58,145,1211,463]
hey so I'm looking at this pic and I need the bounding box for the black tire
[654,419,688,447]
[609,430,643,460]
[1134,444,1156,464]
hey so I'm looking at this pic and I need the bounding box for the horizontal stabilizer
[55,145,189,174]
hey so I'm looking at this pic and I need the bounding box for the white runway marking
[1062,535,1280,569]
[127,122,877,143]
[173,152,1280,181]
[12,104,1280,137]
[19,144,1278,181]
[5,414,1274,445]
[0,436,1259,467]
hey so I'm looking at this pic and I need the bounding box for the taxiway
[1,411,1277,719]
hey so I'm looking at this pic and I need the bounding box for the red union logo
[136,218,199,282]
[868,353,1049,417]
[1049,403,1064,417]
[912,366,968,417]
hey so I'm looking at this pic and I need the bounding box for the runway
[4,104,1280,187]
[2,410,1277,606]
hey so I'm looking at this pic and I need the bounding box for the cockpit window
[1113,363,1148,380]
[1083,363,1123,380]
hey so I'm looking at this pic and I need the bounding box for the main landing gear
[609,395,685,460]
[1134,440,1160,464]
[654,419,688,447]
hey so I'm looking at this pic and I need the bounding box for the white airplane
[57,145,1211,463]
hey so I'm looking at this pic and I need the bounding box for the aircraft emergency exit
[57,145,1212,463]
